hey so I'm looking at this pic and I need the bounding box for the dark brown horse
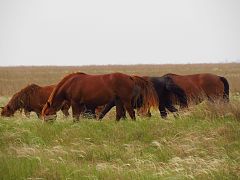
[164,73,229,106]
[42,72,158,121]
[0,84,70,118]
[98,75,188,119]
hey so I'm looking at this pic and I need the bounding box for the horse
[163,73,229,106]
[42,72,159,122]
[98,75,188,119]
[0,84,70,118]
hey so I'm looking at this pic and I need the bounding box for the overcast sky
[0,0,240,66]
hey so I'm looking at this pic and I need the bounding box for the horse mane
[7,83,41,111]
[131,75,149,83]
[131,75,159,111]
[164,77,188,108]
[47,72,87,105]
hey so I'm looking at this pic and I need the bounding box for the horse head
[0,105,15,117]
[42,101,57,121]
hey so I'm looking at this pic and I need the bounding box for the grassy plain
[0,63,239,179]
[0,63,240,96]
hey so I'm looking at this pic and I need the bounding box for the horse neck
[49,73,82,109]
[10,85,39,111]
[49,83,67,110]
[8,95,24,113]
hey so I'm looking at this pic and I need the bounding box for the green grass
[0,101,240,179]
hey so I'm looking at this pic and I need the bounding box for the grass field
[0,64,240,179]
[0,63,240,96]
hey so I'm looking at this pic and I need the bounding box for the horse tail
[165,77,188,108]
[219,76,229,102]
[132,76,159,111]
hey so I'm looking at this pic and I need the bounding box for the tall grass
[191,100,240,121]
[0,99,239,179]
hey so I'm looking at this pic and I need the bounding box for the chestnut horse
[164,73,229,106]
[42,72,158,121]
[98,75,188,119]
[0,84,70,118]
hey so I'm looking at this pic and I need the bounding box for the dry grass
[0,63,239,96]
[190,100,240,121]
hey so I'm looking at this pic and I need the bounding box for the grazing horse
[98,75,188,119]
[42,72,158,121]
[0,84,70,118]
[164,73,229,106]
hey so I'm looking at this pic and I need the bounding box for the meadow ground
[0,64,239,179]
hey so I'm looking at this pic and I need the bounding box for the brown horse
[42,72,158,121]
[0,84,70,118]
[98,75,188,119]
[164,73,229,106]
[98,73,229,119]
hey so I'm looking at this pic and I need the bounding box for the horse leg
[61,105,70,117]
[120,107,127,119]
[71,101,83,122]
[90,108,97,119]
[62,101,71,117]
[165,100,178,113]
[24,109,31,118]
[159,103,167,119]
[62,109,70,117]
[84,107,96,119]
[123,101,136,120]
[99,99,115,120]
[114,97,124,121]
[165,101,179,118]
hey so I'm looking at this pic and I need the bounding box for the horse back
[166,73,225,101]
[65,73,134,106]
[165,74,200,98]
[28,85,56,112]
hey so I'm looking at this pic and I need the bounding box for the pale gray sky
[0,0,240,66]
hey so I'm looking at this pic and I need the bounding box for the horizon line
[0,61,240,68]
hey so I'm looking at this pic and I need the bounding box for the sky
[0,0,240,66]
